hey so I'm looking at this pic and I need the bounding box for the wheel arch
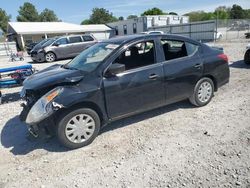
[55,101,105,126]
[202,75,218,91]
[46,51,57,60]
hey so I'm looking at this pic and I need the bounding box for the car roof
[102,34,200,45]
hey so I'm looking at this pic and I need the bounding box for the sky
[1,0,250,24]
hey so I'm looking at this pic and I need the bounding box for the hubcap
[65,114,95,144]
[198,81,212,103]
[46,53,55,62]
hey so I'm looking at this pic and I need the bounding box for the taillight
[218,53,228,63]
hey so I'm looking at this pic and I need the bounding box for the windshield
[33,39,50,50]
[42,38,57,47]
[64,42,119,72]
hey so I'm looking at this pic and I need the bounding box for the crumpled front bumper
[19,103,56,137]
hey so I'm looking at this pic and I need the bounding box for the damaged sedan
[20,34,230,149]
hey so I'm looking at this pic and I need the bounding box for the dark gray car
[31,34,97,62]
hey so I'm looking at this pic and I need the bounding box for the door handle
[149,74,159,80]
[194,63,202,69]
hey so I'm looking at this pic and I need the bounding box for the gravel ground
[0,40,250,188]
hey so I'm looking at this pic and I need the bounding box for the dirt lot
[0,40,250,188]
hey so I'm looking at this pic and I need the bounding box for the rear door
[80,35,96,51]
[161,39,203,103]
[103,39,165,119]
[68,36,83,57]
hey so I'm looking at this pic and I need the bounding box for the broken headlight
[26,87,63,124]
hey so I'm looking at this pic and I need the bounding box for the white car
[215,31,223,40]
[244,43,250,64]
[141,31,164,35]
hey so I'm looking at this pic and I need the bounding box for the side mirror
[106,63,125,76]
[54,43,60,47]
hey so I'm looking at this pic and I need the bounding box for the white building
[107,15,189,36]
[7,22,114,50]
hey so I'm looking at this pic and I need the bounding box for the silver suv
[30,34,97,62]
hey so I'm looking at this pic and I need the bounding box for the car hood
[23,64,84,90]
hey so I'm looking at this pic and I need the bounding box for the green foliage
[16,2,39,22]
[39,8,59,22]
[184,11,215,22]
[127,15,138,19]
[141,7,166,16]
[81,8,118,24]
[0,8,11,33]
[185,4,250,22]
[118,16,124,21]
[81,19,92,25]
[169,12,178,15]
[229,4,245,19]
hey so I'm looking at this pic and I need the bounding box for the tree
[0,8,11,33]
[81,8,118,24]
[141,7,166,16]
[81,19,92,25]
[229,4,245,19]
[184,11,215,22]
[169,12,178,15]
[127,15,138,19]
[118,16,124,21]
[39,8,59,22]
[17,2,39,22]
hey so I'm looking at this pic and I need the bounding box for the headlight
[26,87,63,124]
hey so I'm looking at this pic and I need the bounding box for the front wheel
[45,52,56,62]
[56,108,100,149]
[244,50,250,65]
[189,77,214,107]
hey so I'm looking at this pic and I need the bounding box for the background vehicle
[26,42,39,55]
[244,43,250,64]
[141,31,164,34]
[30,38,53,62]
[30,35,97,63]
[20,34,229,149]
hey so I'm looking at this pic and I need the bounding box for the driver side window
[114,40,155,70]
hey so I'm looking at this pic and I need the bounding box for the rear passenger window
[115,40,155,70]
[69,36,82,43]
[185,42,199,56]
[161,40,188,61]
[82,35,94,41]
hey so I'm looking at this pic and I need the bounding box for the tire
[45,52,56,62]
[56,108,100,149]
[189,77,214,107]
[244,50,250,65]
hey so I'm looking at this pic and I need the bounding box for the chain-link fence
[217,19,250,41]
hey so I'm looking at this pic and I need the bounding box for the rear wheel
[45,52,56,62]
[56,108,100,149]
[189,77,214,107]
[244,50,250,65]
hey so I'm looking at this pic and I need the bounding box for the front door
[103,40,165,119]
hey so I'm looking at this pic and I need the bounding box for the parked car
[30,38,56,62]
[215,31,223,40]
[20,34,230,149]
[30,34,97,63]
[26,42,39,55]
[244,43,250,64]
